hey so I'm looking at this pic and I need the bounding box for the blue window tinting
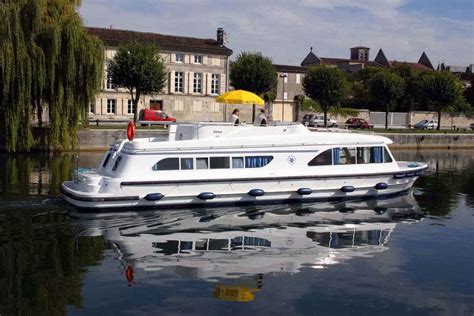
[245,156,273,168]
[332,148,340,165]
[370,147,383,163]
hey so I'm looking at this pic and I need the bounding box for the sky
[79,0,473,67]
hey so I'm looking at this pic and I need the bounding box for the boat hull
[61,171,422,211]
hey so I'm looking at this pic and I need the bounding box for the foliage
[420,71,467,130]
[301,97,358,117]
[302,66,350,127]
[230,52,277,95]
[391,64,425,112]
[108,41,167,122]
[368,70,405,129]
[262,91,276,121]
[0,0,104,152]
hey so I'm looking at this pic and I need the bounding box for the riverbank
[2,127,473,152]
[75,128,474,151]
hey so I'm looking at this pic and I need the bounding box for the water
[0,150,473,315]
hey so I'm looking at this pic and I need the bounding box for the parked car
[414,119,438,130]
[139,109,176,123]
[302,114,338,127]
[345,118,374,129]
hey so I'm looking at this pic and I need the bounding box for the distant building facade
[87,27,232,122]
[273,46,436,122]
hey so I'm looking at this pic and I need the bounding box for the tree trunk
[385,105,389,130]
[132,90,140,122]
[252,104,256,123]
[37,101,43,128]
[323,109,328,128]
[437,110,441,130]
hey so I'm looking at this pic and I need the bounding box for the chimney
[217,28,224,45]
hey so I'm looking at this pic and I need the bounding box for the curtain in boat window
[245,156,273,168]
[332,148,340,165]
[370,147,383,163]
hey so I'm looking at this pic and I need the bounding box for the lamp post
[279,73,288,122]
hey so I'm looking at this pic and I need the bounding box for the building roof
[418,52,434,70]
[87,27,233,56]
[301,48,321,66]
[274,64,308,73]
[350,46,370,50]
[389,61,431,70]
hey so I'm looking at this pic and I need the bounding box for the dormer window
[175,53,184,63]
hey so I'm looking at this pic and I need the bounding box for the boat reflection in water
[70,191,423,302]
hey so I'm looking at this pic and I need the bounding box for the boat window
[245,156,273,168]
[232,157,244,168]
[370,147,383,163]
[196,158,208,169]
[112,156,122,171]
[384,147,393,163]
[210,157,230,169]
[153,158,179,171]
[102,153,112,168]
[308,149,332,166]
[335,147,356,165]
[181,158,194,170]
[357,147,370,164]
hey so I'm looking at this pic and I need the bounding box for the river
[0,149,473,315]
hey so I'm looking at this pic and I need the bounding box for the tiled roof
[87,27,233,56]
[274,64,308,73]
[389,61,431,70]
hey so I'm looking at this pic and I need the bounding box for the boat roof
[124,123,392,152]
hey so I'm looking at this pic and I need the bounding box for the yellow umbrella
[216,90,264,105]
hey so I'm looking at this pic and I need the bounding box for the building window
[194,55,203,64]
[89,102,95,114]
[193,73,202,93]
[127,100,133,114]
[106,73,116,90]
[283,75,288,83]
[107,99,116,114]
[175,53,184,63]
[153,158,179,171]
[175,72,184,93]
[211,74,220,95]
[296,74,301,84]
[283,92,288,100]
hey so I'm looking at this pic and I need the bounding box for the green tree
[421,71,466,130]
[368,71,405,129]
[391,64,424,112]
[108,42,167,122]
[262,91,276,122]
[302,66,350,127]
[230,52,277,95]
[0,0,104,152]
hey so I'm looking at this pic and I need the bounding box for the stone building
[87,27,233,122]
[272,46,436,122]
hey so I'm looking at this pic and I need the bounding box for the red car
[139,109,176,123]
[345,118,374,129]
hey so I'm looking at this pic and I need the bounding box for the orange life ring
[127,121,135,141]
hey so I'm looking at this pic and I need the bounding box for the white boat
[61,122,427,210]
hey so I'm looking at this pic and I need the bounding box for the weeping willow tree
[0,0,103,152]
